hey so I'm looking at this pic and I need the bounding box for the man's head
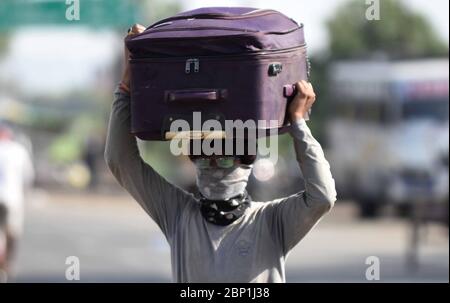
[188,139,257,200]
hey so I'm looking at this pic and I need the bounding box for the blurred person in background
[82,134,104,190]
[0,123,34,283]
[104,25,337,283]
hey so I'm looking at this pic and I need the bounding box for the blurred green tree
[327,0,449,59]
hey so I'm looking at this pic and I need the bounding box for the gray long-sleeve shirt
[104,88,337,283]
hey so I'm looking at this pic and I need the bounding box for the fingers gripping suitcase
[126,7,310,141]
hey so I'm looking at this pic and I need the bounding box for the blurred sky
[0,0,448,96]
[0,28,121,97]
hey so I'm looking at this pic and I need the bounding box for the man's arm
[266,81,337,254]
[291,118,337,211]
[104,25,194,240]
[105,87,194,240]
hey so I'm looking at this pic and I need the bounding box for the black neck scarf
[199,192,251,226]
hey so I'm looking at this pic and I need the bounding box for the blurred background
[0,0,448,282]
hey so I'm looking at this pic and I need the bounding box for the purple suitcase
[126,7,310,140]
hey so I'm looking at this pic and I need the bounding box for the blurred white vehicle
[327,59,449,218]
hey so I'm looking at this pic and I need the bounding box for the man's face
[190,154,255,200]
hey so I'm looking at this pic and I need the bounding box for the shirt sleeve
[104,87,195,241]
[265,119,337,255]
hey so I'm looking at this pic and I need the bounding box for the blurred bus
[327,59,449,219]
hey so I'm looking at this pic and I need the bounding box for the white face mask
[195,164,253,200]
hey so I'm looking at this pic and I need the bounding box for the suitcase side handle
[165,89,227,102]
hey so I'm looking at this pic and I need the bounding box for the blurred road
[10,189,449,283]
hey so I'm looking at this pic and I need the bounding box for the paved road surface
[10,189,449,283]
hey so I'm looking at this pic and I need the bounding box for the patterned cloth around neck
[199,192,251,226]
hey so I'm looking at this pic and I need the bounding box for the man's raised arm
[104,25,193,240]
[266,81,337,254]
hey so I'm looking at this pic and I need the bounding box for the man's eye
[216,157,235,168]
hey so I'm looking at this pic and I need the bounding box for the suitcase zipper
[143,25,301,35]
[149,9,281,29]
[145,26,259,34]
[131,44,307,61]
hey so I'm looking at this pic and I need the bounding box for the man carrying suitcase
[105,25,337,283]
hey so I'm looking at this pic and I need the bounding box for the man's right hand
[288,80,316,122]
[121,24,146,88]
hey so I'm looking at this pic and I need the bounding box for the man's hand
[288,80,316,122]
[121,24,146,88]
